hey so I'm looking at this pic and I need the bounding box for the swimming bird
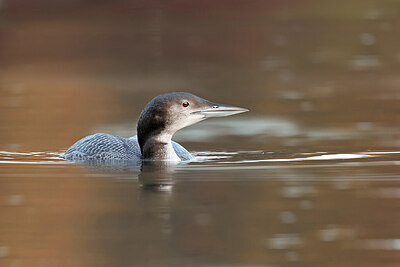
[62,92,248,162]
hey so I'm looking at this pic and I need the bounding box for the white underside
[154,133,181,161]
[164,143,181,161]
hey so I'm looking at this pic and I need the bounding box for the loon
[62,92,248,162]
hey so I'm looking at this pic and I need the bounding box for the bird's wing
[63,133,141,161]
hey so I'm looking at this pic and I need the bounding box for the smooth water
[1,1,400,266]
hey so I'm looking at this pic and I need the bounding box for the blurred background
[1,1,400,266]
[1,0,399,153]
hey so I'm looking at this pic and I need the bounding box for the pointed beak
[193,103,249,118]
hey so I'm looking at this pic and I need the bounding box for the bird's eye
[182,101,190,107]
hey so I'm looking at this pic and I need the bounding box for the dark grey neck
[137,97,181,160]
[138,126,180,160]
[141,137,170,160]
[137,103,167,156]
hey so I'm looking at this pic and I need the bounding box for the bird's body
[62,92,248,162]
[63,133,194,161]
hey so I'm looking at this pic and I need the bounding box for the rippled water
[1,144,400,266]
[1,1,400,266]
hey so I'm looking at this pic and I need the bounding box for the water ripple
[0,151,67,165]
[0,150,399,169]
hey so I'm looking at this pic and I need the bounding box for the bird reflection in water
[79,158,179,191]
[138,161,177,191]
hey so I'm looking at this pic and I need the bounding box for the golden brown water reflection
[1,0,400,266]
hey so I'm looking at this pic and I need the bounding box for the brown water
[1,1,400,266]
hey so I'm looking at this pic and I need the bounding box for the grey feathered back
[62,133,193,162]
